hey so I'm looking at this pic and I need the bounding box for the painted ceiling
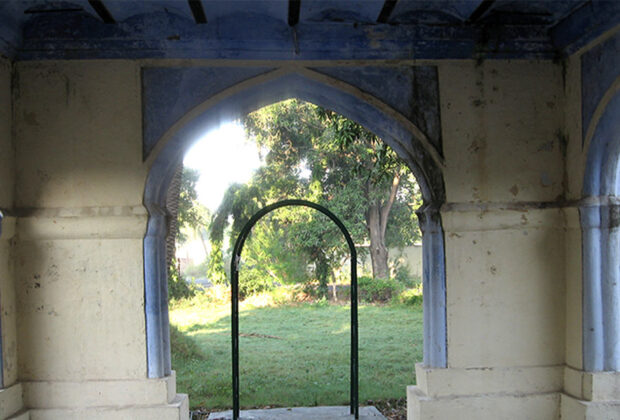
[0,0,618,60]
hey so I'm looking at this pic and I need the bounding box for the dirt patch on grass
[370,398,407,420]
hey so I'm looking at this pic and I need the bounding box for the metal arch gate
[230,199,359,419]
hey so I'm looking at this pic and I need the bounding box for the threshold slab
[207,406,386,419]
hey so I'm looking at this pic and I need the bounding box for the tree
[177,167,210,243]
[246,100,422,279]
[166,166,210,299]
[208,100,422,293]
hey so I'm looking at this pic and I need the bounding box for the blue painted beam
[551,0,620,55]
[16,10,556,60]
[581,30,620,145]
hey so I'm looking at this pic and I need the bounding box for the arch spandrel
[144,68,445,206]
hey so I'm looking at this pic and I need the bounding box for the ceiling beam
[288,0,301,26]
[377,0,398,24]
[188,0,207,24]
[467,0,495,24]
[87,0,115,24]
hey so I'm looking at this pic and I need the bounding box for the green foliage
[183,259,209,281]
[168,263,196,301]
[177,168,210,244]
[242,217,310,286]
[238,267,274,300]
[393,261,418,289]
[207,99,422,298]
[207,241,228,285]
[170,324,206,361]
[169,167,209,299]
[208,183,263,284]
[358,276,402,303]
[395,284,424,307]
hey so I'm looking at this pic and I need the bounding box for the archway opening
[143,69,447,414]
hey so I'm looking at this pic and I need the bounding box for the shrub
[358,276,402,303]
[168,263,196,301]
[395,284,423,307]
[170,325,206,361]
[393,263,417,288]
[239,267,274,299]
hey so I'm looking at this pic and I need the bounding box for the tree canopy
[208,99,422,296]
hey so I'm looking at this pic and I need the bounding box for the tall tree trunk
[315,250,330,298]
[367,203,390,278]
[366,173,401,279]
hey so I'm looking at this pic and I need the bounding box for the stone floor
[207,406,386,419]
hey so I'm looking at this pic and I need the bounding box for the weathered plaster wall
[9,59,188,418]
[439,61,566,368]
[0,56,18,388]
[563,54,584,372]
[0,55,25,420]
[12,60,147,381]
[4,57,602,419]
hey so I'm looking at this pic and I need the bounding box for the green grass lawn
[170,299,423,410]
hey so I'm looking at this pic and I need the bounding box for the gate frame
[230,199,359,419]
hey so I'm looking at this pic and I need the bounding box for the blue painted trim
[582,85,620,372]
[142,68,448,377]
[14,11,557,61]
[2,2,618,60]
[581,204,606,371]
[143,207,171,378]
[551,1,620,56]
[581,30,620,146]
[142,66,274,158]
[418,204,447,368]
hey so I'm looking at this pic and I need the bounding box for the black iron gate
[230,199,359,419]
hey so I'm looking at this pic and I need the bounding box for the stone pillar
[9,60,188,420]
[406,60,568,419]
[408,206,566,419]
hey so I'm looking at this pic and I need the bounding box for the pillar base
[3,373,189,420]
[407,364,562,420]
[26,394,188,420]
[0,383,25,420]
[561,368,620,419]
[560,394,620,420]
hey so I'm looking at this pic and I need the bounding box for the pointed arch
[142,67,447,377]
[582,85,620,372]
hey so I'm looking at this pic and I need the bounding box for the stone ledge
[414,363,563,398]
[560,393,620,420]
[440,206,566,232]
[564,367,620,401]
[408,385,560,420]
[16,214,147,240]
[0,216,16,240]
[208,406,385,419]
[22,374,176,409]
[0,383,25,420]
[5,411,29,420]
[26,393,188,420]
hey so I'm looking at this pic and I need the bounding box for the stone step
[208,406,386,420]
[6,410,30,420]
